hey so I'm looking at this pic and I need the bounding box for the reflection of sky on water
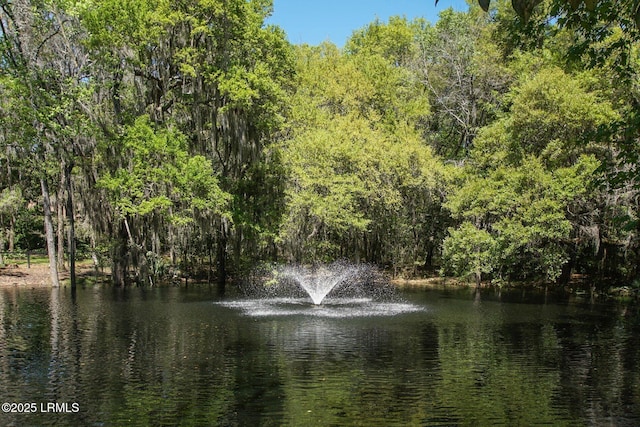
[216,297,425,318]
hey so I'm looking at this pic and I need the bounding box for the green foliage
[1,0,639,286]
[0,187,23,217]
[449,55,624,282]
[11,206,45,251]
[345,15,424,65]
[406,8,513,158]
[506,66,619,165]
[470,0,640,30]
[445,154,600,282]
[442,222,496,283]
[281,41,444,266]
[0,187,24,251]
[291,43,429,130]
[97,115,230,222]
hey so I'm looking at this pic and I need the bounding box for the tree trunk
[8,213,15,252]
[41,178,60,287]
[56,182,65,271]
[169,228,177,266]
[65,163,76,290]
[216,219,228,292]
[168,207,177,266]
[111,221,129,287]
[208,234,213,284]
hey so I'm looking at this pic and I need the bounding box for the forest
[0,0,639,290]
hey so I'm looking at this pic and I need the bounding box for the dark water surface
[0,285,638,426]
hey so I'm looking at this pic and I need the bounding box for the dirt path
[0,263,99,287]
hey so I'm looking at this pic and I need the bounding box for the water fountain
[218,261,423,318]
[279,262,365,305]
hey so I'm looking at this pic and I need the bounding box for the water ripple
[215,297,425,318]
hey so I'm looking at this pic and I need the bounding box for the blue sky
[266,0,470,47]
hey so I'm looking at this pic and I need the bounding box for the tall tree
[410,8,512,158]
[443,58,621,283]
[280,42,447,272]
[80,0,293,285]
[1,0,94,287]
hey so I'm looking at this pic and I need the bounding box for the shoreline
[2,265,638,300]
[0,263,102,288]
[390,276,469,289]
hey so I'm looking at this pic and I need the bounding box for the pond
[0,283,638,426]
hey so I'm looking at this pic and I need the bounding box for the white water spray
[223,262,423,318]
[280,264,360,305]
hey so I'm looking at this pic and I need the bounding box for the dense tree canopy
[1,0,639,289]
